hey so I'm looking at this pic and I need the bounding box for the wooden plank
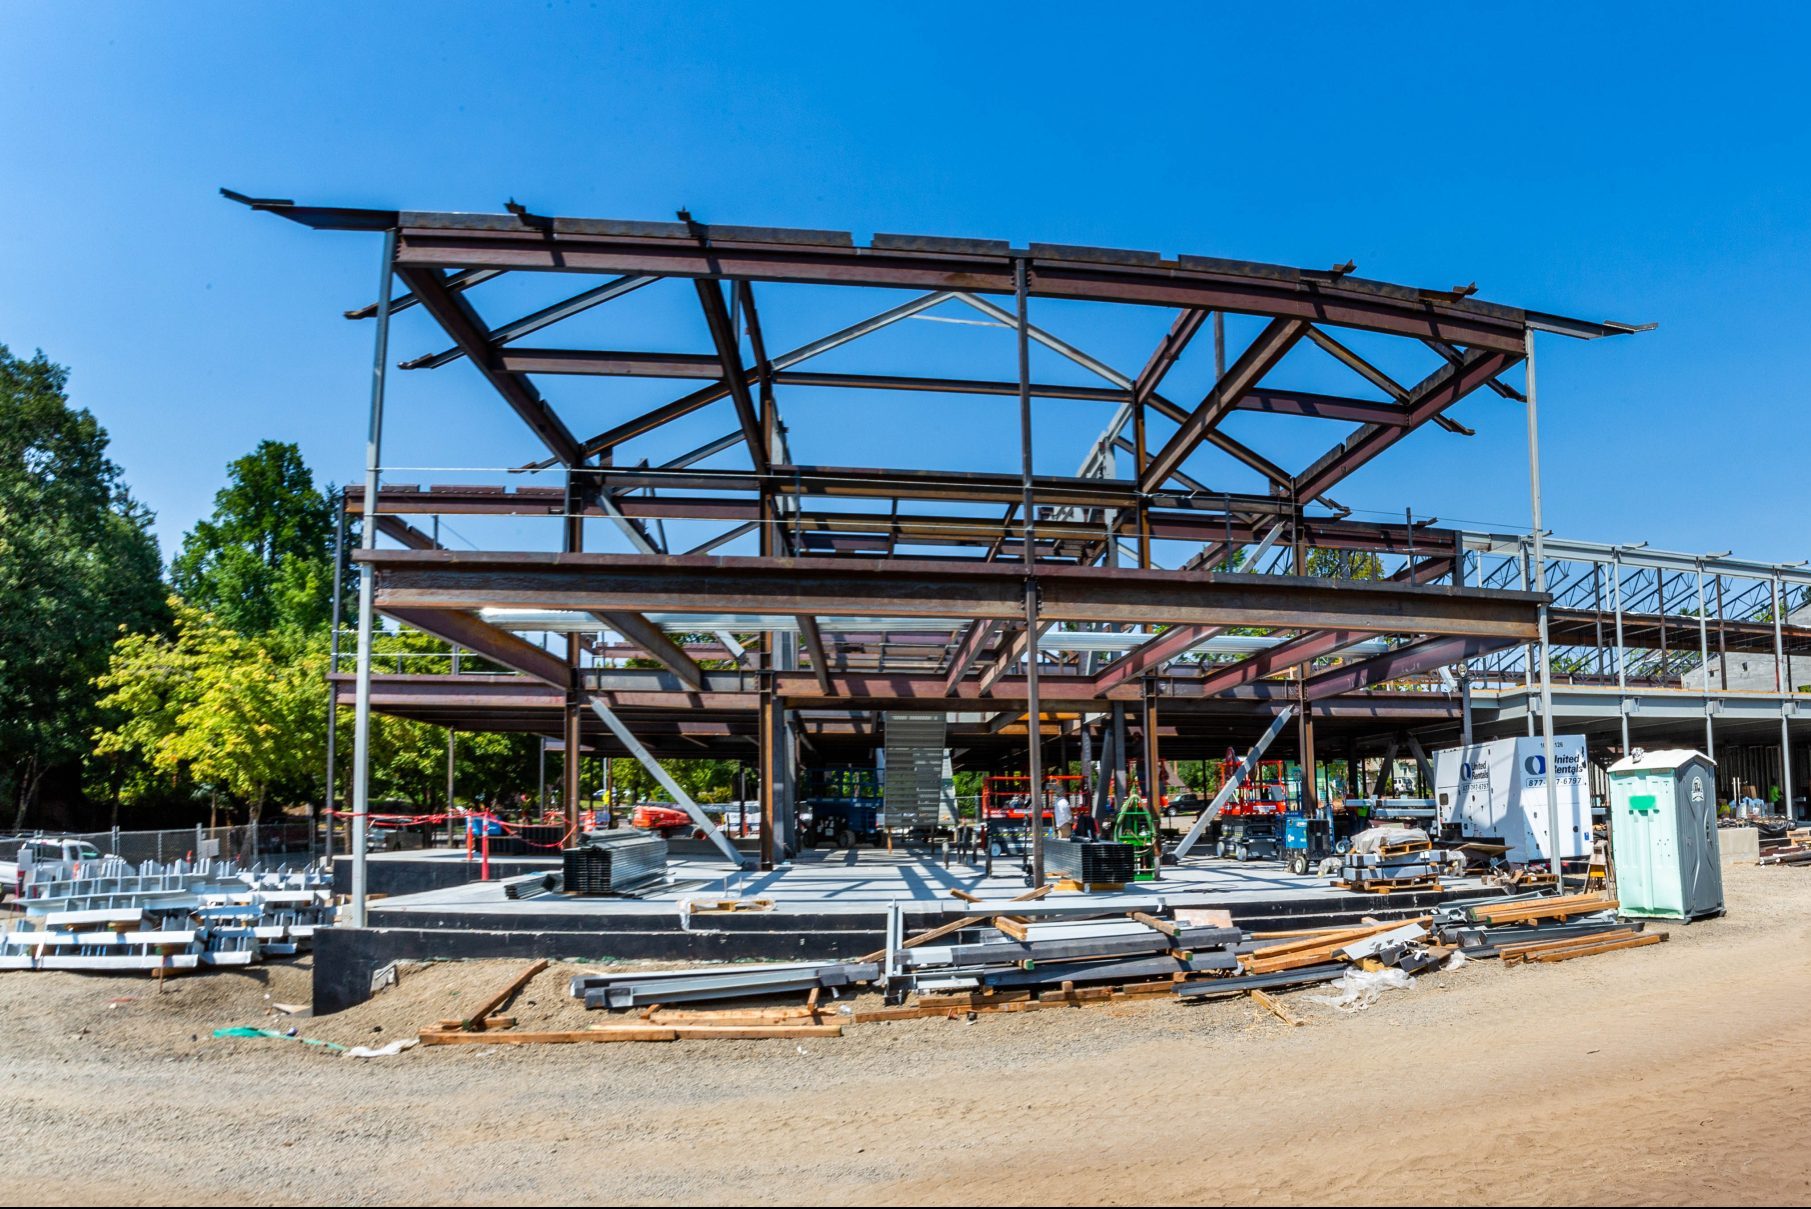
[1495,927,1639,959]
[858,883,1055,963]
[1507,932,1665,966]
[1248,917,1426,960]
[451,959,548,1031]
[1129,911,1180,939]
[590,1023,845,1040]
[420,1028,677,1046]
[1250,988,1304,1026]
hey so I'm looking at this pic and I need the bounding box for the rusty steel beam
[380,607,570,688]
[1191,628,1374,697]
[1301,633,1506,700]
[1235,388,1412,426]
[361,549,1544,638]
[1295,347,1520,502]
[693,279,767,472]
[1091,624,1226,693]
[592,610,706,692]
[495,348,724,378]
[942,619,1001,692]
[374,222,1552,352]
[394,267,584,466]
[795,613,835,695]
[374,515,440,550]
[1139,318,1308,493]
[1134,309,1208,404]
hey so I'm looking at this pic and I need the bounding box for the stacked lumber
[1430,890,1662,966]
[1758,830,1811,867]
[1458,891,1618,927]
[1497,928,1666,966]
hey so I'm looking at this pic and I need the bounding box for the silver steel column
[1774,574,1794,819]
[1015,257,1045,885]
[1696,560,1714,763]
[323,488,347,861]
[1524,331,1562,881]
[1611,550,1630,757]
[1518,541,1535,737]
[348,228,396,928]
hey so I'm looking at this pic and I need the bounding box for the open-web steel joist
[235,191,1650,892]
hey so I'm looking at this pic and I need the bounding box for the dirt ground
[1,863,1808,1207]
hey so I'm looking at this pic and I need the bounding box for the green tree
[170,440,336,635]
[0,345,166,827]
[93,602,327,825]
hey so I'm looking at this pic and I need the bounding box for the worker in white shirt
[1053,790,1074,839]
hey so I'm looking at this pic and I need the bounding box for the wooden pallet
[1048,879,1125,893]
[1337,878,1440,895]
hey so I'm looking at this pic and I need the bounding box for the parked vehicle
[0,836,107,903]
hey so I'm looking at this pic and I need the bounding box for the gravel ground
[2,863,1809,1205]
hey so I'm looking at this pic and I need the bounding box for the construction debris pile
[1758,827,1811,868]
[403,883,1676,1046]
[0,856,333,971]
[1431,889,1662,964]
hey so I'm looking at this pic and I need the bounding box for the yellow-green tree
[94,601,326,824]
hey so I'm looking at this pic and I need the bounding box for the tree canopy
[171,440,336,634]
[0,345,165,826]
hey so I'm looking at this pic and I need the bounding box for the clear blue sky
[3,3,1807,565]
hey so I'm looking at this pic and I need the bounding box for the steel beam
[795,614,834,695]
[587,698,744,865]
[1294,347,1520,502]
[381,607,571,688]
[1172,705,1296,857]
[364,550,1545,638]
[1092,625,1226,693]
[395,266,584,466]
[1301,633,1503,700]
[593,610,706,691]
[1139,318,1308,493]
[403,275,657,370]
[1192,628,1375,698]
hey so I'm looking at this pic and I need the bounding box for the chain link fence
[0,822,315,866]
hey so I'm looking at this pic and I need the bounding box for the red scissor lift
[1217,758,1295,815]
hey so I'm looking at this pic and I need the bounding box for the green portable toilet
[1607,749,1724,921]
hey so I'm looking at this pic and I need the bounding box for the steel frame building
[230,190,1702,921]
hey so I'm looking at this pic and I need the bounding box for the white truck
[0,836,106,903]
[1432,736,1591,865]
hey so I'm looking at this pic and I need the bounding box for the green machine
[1607,749,1724,921]
[1113,774,1160,882]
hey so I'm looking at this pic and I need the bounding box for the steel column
[1525,330,1562,880]
[1697,561,1714,762]
[1612,551,1630,757]
[323,487,346,861]
[1774,574,1795,820]
[1015,258,1046,885]
[348,228,396,929]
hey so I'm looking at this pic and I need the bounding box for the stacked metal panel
[882,712,949,830]
[1044,841,1137,884]
[563,830,668,896]
[572,960,880,1010]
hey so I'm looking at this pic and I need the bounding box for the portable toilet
[1606,749,1723,921]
